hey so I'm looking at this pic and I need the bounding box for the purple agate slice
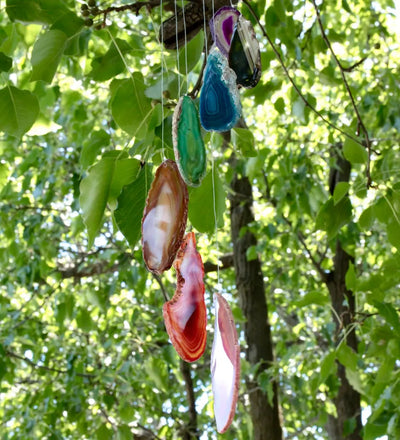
[210,6,240,57]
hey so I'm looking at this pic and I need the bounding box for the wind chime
[141,1,261,434]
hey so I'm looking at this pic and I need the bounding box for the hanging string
[202,0,208,57]
[160,0,166,161]
[210,0,216,49]
[211,151,221,290]
[174,0,181,94]
[181,0,189,94]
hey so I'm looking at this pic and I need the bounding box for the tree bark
[160,0,231,49]
[229,174,283,440]
[325,147,362,440]
[180,360,200,440]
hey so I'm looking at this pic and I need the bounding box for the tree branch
[310,0,373,187]
[203,253,234,273]
[90,1,162,28]
[153,273,170,301]
[6,350,97,379]
[180,360,200,439]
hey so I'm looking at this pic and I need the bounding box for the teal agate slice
[228,16,261,89]
[200,47,241,132]
[173,96,206,187]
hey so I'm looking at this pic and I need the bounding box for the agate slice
[211,292,240,434]
[172,96,206,187]
[209,6,240,57]
[228,15,261,89]
[141,160,188,274]
[163,232,207,362]
[200,47,241,132]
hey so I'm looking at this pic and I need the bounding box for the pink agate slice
[141,160,188,274]
[210,6,240,57]
[211,292,240,433]
[163,232,207,362]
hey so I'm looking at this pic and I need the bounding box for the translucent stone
[200,47,241,132]
[172,96,207,187]
[211,292,240,434]
[163,232,207,362]
[141,160,188,274]
[209,6,240,57]
[228,15,261,89]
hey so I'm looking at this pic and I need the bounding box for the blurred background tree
[0,0,400,439]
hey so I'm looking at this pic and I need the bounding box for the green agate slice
[173,96,206,187]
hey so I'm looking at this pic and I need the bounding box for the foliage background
[0,0,400,439]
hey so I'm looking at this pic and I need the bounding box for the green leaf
[0,52,12,72]
[96,424,113,440]
[273,97,285,114]
[79,158,115,248]
[319,351,336,385]
[6,0,69,24]
[333,182,350,205]
[31,30,67,83]
[80,157,141,246]
[345,261,357,291]
[246,245,258,261]
[0,163,9,192]
[188,168,226,234]
[337,343,358,371]
[315,197,352,239]
[177,30,204,74]
[232,127,257,157]
[89,38,131,81]
[110,75,152,138]
[51,12,85,56]
[345,368,365,395]
[76,308,93,332]
[342,0,351,13]
[358,205,374,230]
[114,165,152,249]
[80,130,111,169]
[0,86,39,137]
[387,220,400,250]
[292,98,305,123]
[108,158,141,207]
[343,137,368,164]
[373,301,400,332]
[295,291,329,308]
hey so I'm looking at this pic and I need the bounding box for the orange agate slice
[141,160,188,274]
[163,232,207,362]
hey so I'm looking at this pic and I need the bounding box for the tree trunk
[229,174,283,440]
[326,148,362,440]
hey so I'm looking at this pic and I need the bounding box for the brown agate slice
[141,159,188,274]
[211,292,240,433]
[163,232,207,362]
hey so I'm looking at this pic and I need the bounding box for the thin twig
[153,273,170,301]
[92,1,162,28]
[241,0,364,148]
[262,172,327,281]
[188,34,211,99]
[310,0,373,187]
[6,350,97,379]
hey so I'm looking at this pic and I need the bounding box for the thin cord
[160,0,166,161]
[211,0,215,39]
[174,0,181,94]
[181,0,189,94]
[202,0,208,56]
[211,152,221,289]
